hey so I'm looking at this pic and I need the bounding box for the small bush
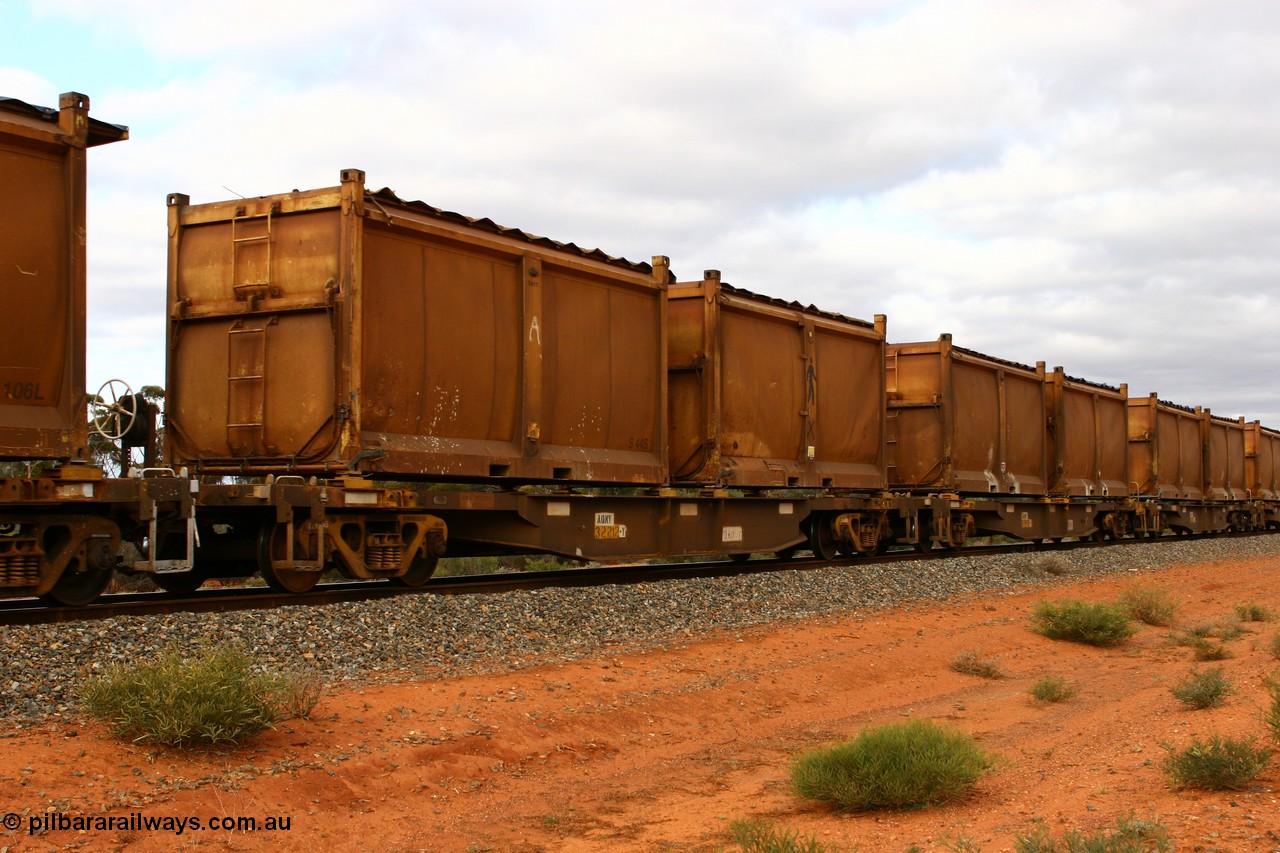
[1190,638,1234,661]
[1179,620,1245,641]
[1030,555,1070,577]
[1029,676,1076,703]
[1118,585,1177,626]
[790,718,996,811]
[1263,673,1280,744]
[1169,666,1234,709]
[265,668,324,720]
[729,819,826,853]
[950,650,1004,679]
[1014,813,1171,853]
[1164,734,1272,790]
[1236,602,1275,622]
[1030,600,1137,647]
[80,645,322,746]
[1269,632,1280,660]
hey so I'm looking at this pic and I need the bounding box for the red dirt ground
[3,553,1280,852]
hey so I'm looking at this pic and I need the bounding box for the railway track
[0,538,1069,626]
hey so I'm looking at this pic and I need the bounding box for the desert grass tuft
[1030,599,1136,647]
[1118,584,1178,626]
[1169,666,1234,709]
[1235,602,1275,622]
[791,718,996,811]
[950,650,1004,679]
[1028,676,1076,703]
[729,818,827,853]
[1164,734,1271,790]
[1013,813,1171,853]
[80,644,322,746]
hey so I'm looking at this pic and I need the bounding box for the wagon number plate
[594,512,627,539]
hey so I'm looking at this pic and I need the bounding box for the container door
[167,194,344,468]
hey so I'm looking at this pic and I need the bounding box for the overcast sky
[4,0,1280,424]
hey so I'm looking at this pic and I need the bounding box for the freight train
[4,92,1278,606]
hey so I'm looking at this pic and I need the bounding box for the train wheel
[154,571,204,595]
[808,517,840,562]
[258,523,321,594]
[390,555,439,587]
[41,565,113,606]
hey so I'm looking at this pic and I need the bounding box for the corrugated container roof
[0,95,128,147]
[718,281,878,330]
[367,186,668,279]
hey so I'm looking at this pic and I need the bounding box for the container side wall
[1002,370,1048,495]
[356,209,667,484]
[667,288,716,482]
[1127,398,1158,496]
[1097,394,1130,496]
[887,344,946,489]
[812,329,885,488]
[541,268,664,467]
[360,230,521,468]
[0,96,121,460]
[950,360,1002,493]
[717,305,804,472]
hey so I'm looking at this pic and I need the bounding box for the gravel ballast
[4,537,1280,726]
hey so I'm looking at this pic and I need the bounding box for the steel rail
[0,531,1252,627]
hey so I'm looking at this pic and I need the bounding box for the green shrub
[729,819,826,853]
[1030,600,1137,647]
[80,645,322,746]
[1189,638,1234,661]
[1118,585,1177,626]
[950,650,1004,679]
[1164,734,1272,790]
[1169,666,1234,709]
[1263,673,1280,744]
[1029,676,1076,703]
[1014,813,1171,852]
[1235,602,1275,622]
[790,718,996,811]
[1269,632,1280,660]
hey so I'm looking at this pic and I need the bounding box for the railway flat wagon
[0,93,127,461]
[165,169,670,485]
[667,271,887,490]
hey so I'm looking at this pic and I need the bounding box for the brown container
[887,336,1048,495]
[1044,368,1129,498]
[0,93,127,461]
[166,170,669,484]
[1204,414,1248,501]
[1246,421,1280,499]
[1126,395,1205,499]
[667,272,886,489]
